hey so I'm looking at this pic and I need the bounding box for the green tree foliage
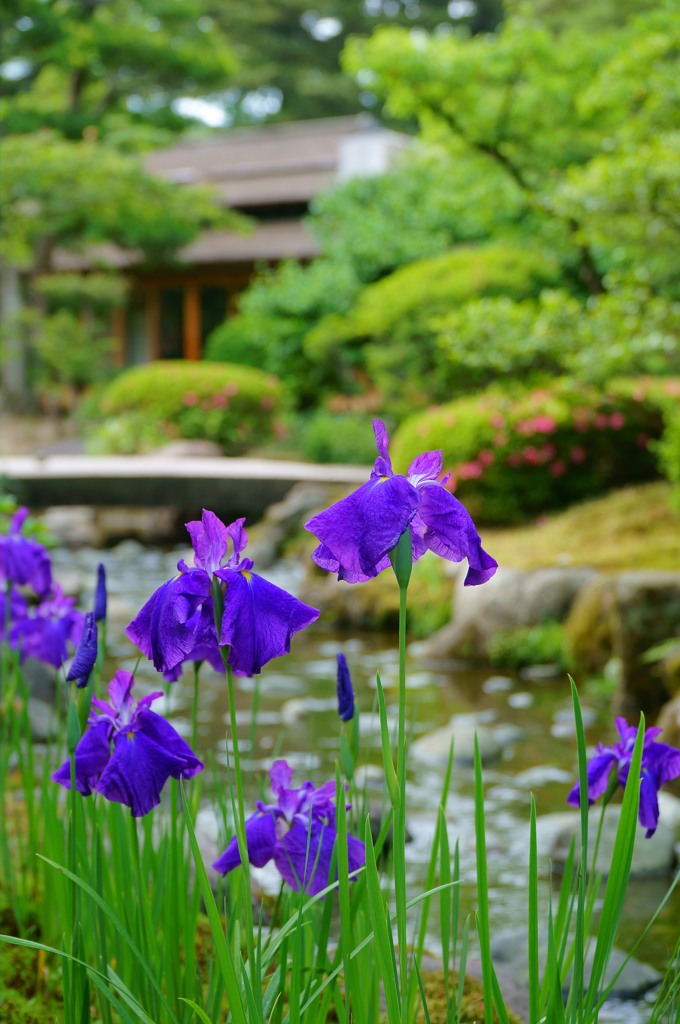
[1,0,236,140]
[207,0,505,125]
[305,243,560,411]
[209,3,680,423]
[0,132,230,405]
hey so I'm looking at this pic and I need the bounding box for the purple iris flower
[304,420,497,586]
[53,670,203,817]
[66,611,98,688]
[0,586,28,644]
[0,507,52,597]
[127,510,319,678]
[567,716,680,838]
[213,760,365,896]
[10,585,84,668]
[336,652,354,722]
[94,563,107,622]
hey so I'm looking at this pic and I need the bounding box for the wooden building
[56,116,407,366]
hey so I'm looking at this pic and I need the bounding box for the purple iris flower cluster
[568,716,680,837]
[127,511,319,679]
[0,507,85,669]
[304,419,497,586]
[53,670,203,817]
[213,759,365,895]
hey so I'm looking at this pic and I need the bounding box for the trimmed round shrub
[93,361,288,454]
[392,377,677,524]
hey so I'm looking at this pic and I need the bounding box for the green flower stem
[191,661,201,750]
[211,580,258,1005]
[390,529,413,1021]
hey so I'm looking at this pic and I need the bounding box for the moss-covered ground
[485,482,680,572]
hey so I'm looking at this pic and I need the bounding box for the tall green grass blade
[528,795,539,1024]
[413,957,432,1024]
[36,852,178,1024]
[178,998,214,1024]
[569,678,589,1022]
[180,784,248,1024]
[583,715,645,1019]
[473,736,494,1024]
[363,816,402,1024]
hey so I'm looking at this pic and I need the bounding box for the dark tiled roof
[145,115,408,208]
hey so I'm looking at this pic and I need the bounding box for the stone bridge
[0,453,368,523]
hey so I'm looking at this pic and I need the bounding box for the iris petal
[305,475,419,580]
[52,720,112,795]
[126,571,212,674]
[95,728,188,817]
[216,568,319,676]
[639,770,660,837]
[213,810,278,873]
[135,710,204,779]
[567,751,616,807]
[273,818,337,896]
[417,484,498,586]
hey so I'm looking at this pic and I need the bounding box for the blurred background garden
[2,1,680,1020]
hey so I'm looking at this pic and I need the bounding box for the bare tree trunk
[0,265,28,411]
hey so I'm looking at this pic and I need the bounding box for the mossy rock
[563,575,617,675]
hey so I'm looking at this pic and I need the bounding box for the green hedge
[392,377,677,524]
[92,361,287,454]
[304,243,562,412]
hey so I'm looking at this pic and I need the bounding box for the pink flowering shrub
[94,361,288,454]
[392,378,676,524]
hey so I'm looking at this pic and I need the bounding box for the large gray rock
[566,571,680,719]
[249,483,331,568]
[491,928,661,1000]
[410,714,504,766]
[542,804,678,877]
[27,697,60,741]
[419,567,596,661]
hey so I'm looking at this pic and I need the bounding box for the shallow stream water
[51,541,680,1023]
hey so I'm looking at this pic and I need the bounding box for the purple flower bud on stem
[94,563,107,622]
[336,652,354,722]
[67,612,98,688]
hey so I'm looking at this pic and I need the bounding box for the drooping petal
[417,484,498,586]
[305,475,420,581]
[134,710,203,779]
[0,525,52,597]
[336,652,354,722]
[212,810,278,874]
[66,612,98,687]
[639,769,661,837]
[126,570,212,674]
[347,834,366,877]
[52,720,112,795]
[310,544,390,584]
[407,450,443,486]
[185,509,231,574]
[215,568,319,676]
[274,818,337,896]
[94,728,189,817]
[644,739,680,788]
[567,750,616,808]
